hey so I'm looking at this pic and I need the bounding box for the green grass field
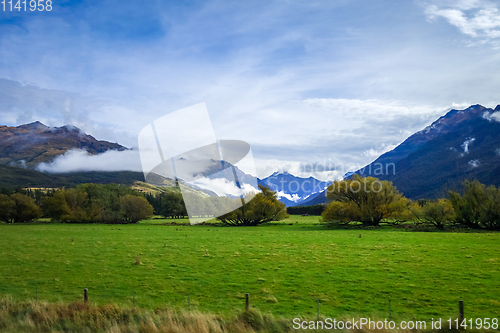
[1,216,499,322]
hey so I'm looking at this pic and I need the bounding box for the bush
[449,180,500,230]
[10,193,42,223]
[121,195,154,223]
[411,199,455,230]
[217,185,289,226]
[321,201,359,225]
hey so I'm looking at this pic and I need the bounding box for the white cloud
[363,143,397,158]
[424,1,500,42]
[0,79,138,147]
[246,98,448,179]
[483,110,500,122]
[9,160,27,169]
[468,159,480,167]
[255,158,347,182]
[36,149,143,173]
[3,0,500,181]
[461,137,476,153]
[190,177,258,197]
[276,191,302,202]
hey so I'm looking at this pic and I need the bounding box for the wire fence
[22,286,472,322]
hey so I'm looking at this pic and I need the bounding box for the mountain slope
[360,105,489,170]
[0,122,231,199]
[198,160,259,187]
[356,104,500,199]
[0,163,144,187]
[0,163,217,199]
[0,121,126,167]
[293,190,327,206]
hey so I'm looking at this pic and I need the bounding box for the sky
[1,0,500,180]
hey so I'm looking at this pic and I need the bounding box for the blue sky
[1,0,500,179]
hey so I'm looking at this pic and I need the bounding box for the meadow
[1,216,499,322]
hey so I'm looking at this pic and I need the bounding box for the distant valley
[2,104,500,205]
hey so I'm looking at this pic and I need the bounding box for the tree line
[287,204,326,216]
[321,175,500,230]
[0,184,289,226]
[2,176,496,229]
[145,185,289,226]
[0,184,153,224]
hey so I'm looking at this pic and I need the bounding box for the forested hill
[0,163,145,188]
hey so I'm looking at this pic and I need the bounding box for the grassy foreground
[1,216,499,323]
[0,297,294,333]
[4,297,496,333]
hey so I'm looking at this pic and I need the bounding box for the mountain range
[356,104,500,199]
[0,122,328,205]
[305,104,500,203]
[258,171,329,206]
[2,104,499,204]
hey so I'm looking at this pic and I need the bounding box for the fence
[26,287,469,321]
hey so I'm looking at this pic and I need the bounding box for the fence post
[317,298,320,321]
[459,300,464,321]
[84,288,88,303]
[389,299,391,320]
[245,293,249,311]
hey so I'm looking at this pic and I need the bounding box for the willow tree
[449,179,500,230]
[217,185,288,226]
[411,199,455,230]
[322,175,408,227]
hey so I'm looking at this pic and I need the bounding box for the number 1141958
[447,318,498,330]
[2,0,52,11]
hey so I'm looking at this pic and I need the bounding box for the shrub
[121,195,154,223]
[10,193,42,223]
[449,180,500,230]
[217,185,289,226]
[411,199,455,230]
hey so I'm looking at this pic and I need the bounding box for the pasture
[1,216,499,321]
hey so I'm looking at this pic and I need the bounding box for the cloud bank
[2,0,500,180]
[276,191,302,203]
[36,149,142,173]
[190,177,258,197]
[483,110,500,122]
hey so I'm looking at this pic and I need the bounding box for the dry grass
[2,296,492,333]
[0,296,291,333]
